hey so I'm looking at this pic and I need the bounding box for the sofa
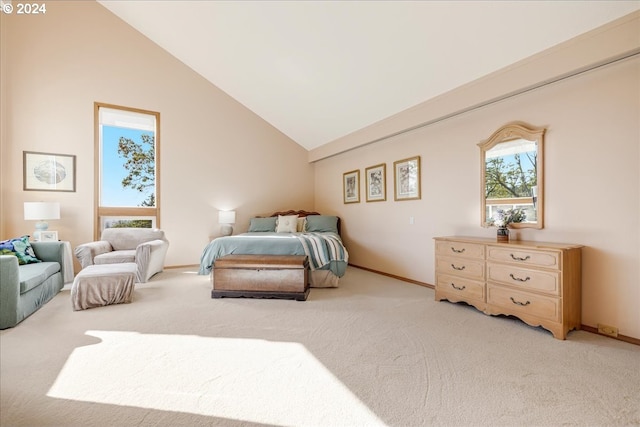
[74,228,169,283]
[0,241,69,329]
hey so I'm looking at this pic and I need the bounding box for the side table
[61,241,75,284]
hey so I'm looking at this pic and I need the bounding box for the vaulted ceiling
[98,1,639,150]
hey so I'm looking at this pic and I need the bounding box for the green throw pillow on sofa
[0,235,41,265]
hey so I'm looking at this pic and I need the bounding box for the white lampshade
[218,210,236,224]
[24,202,60,221]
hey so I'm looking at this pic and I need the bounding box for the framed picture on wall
[343,169,360,204]
[365,163,386,202]
[23,151,76,192]
[394,156,421,201]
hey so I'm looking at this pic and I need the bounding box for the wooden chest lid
[214,254,308,269]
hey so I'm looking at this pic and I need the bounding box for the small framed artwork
[23,151,76,192]
[394,156,421,201]
[343,169,360,204]
[39,231,59,242]
[365,163,386,202]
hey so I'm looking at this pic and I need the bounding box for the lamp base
[220,225,233,236]
[35,221,49,231]
[32,221,50,241]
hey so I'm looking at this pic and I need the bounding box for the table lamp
[24,202,60,240]
[218,210,236,236]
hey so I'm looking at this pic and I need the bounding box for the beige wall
[314,54,640,339]
[0,1,314,267]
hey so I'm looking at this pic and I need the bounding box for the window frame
[94,102,161,239]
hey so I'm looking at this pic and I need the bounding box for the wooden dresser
[434,236,582,339]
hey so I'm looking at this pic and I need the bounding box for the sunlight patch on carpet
[47,330,385,426]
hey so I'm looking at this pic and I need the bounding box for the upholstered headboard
[269,210,341,235]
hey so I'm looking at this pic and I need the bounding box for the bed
[198,210,349,288]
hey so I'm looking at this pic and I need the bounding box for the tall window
[94,103,160,238]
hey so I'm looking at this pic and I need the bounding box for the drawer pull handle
[510,254,531,261]
[450,283,466,291]
[451,247,465,254]
[510,297,531,306]
[451,264,466,271]
[509,273,530,282]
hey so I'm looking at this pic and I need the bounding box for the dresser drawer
[487,263,560,295]
[487,284,561,322]
[436,256,485,281]
[487,247,560,269]
[436,274,485,301]
[436,241,485,260]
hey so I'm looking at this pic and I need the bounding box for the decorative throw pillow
[276,215,298,233]
[296,217,307,232]
[248,217,277,232]
[305,215,339,234]
[0,236,41,265]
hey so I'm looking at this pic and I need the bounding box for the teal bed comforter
[198,232,348,277]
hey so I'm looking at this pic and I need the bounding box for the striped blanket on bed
[297,233,349,271]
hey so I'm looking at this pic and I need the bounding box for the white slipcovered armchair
[74,228,169,283]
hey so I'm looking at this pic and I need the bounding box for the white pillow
[276,215,298,233]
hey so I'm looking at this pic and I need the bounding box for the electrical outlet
[597,323,618,337]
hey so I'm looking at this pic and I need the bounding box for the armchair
[75,228,169,283]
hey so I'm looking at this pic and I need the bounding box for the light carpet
[1,266,638,427]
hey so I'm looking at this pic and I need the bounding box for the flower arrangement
[487,208,526,228]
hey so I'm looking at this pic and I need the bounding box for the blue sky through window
[101,125,155,207]
[488,151,536,172]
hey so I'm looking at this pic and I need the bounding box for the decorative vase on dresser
[434,236,582,340]
[496,227,509,242]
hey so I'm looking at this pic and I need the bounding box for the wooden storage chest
[212,254,310,301]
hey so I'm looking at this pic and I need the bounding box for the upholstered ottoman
[71,263,137,311]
